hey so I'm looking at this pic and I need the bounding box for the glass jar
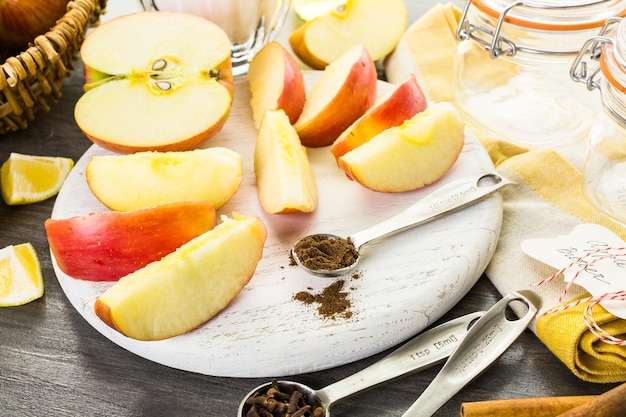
[454,0,626,148]
[571,17,626,225]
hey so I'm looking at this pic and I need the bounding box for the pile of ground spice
[292,234,358,271]
[294,279,352,320]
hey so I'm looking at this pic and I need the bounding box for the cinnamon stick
[556,382,626,417]
[460,396,595,417]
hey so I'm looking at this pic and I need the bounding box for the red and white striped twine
[532,247,626,346]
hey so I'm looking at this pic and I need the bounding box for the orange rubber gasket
[473,0,626,31]
[601,47,626,93]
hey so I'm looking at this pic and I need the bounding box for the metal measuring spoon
[237,311,484,417]
[401,290,541,417]
[292,171,514,277]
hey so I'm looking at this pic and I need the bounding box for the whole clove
[244,379,325,417]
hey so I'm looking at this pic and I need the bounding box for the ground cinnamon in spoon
[293,234,359,271]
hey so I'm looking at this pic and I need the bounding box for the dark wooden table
[0,4,619,417]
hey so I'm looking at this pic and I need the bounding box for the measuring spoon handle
[400,291,540,417]
[315,311,485,406]
[348,171,514,250]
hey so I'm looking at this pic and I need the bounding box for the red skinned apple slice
[330,74,428,160]
[289,0,407,70]
[338,102,465,192]
[248,41,306,130]
[86,147,242,212]
[94,213,267,341]
[254,109,317,214]
[294,45,377,147]
[75,11,233,153]
[45,201,216,282]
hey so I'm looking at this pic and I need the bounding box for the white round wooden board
[51,71,502,377]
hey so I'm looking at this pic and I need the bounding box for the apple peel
[45,201,217,282]
[294,44,377,147]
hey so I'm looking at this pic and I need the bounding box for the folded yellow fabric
[386,3,626,383]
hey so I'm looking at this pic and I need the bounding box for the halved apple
[86,147,242,212]
[338,102,465,192]
[248,41,306,130]
[330,74,428,160]
[289,0,407,69]
[94,213,267,341]
[75,11,234,153]
[294,45,377,147]
[254,109,317,214]
[45,201,216,282]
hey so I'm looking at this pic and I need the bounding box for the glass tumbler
[138,0,293,76]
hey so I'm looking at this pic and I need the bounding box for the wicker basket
[0,0,107,134]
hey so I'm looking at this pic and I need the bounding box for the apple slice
[289,0,407,70]
[294,44,377,147]
[338,102,465,192]
[248,41,306,130]
[330,74,428,160]
[45,201,216,282]
[254,109,317,214]
[75,11,234,153]
[86,147,242,212]
[94,213,267,341]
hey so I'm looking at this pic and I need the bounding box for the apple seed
[155,81,172,91]
[152,59,167,71]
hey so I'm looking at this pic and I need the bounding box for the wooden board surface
[50,71,502,377]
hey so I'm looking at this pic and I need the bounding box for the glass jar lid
[473,0,626,31]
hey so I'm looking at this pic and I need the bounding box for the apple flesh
[45,201,217,282]
[338,102,465,192]
[294,44,377,147]
[94,213,267,341]
[0,0,68,54]
[254,109,317,214]
[330,74,428,160]
[289,0,407,70]
[248,41,306,130]
[75,11,234,153]
[86,147,242,212]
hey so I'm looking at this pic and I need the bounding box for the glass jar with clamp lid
[571,16,626,225]
[454,0,626,149]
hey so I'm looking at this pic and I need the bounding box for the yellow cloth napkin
[385,2,626,383]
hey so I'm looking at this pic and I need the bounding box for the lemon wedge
[1,153,73,205]
[0,243,44,306]
[294,0,346,21]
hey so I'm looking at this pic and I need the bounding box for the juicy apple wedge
[45,201,216,282]
[330,74,428,160]
[338,102,465,192]
[75,11,234,153]
[294,44,377,147]
[86,147,242,212]
[254,109,318,214]
[289,0,407,69]
[94,213,267,341]
[248,41,306,129]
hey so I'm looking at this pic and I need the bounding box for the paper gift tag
[522,223,626,318]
